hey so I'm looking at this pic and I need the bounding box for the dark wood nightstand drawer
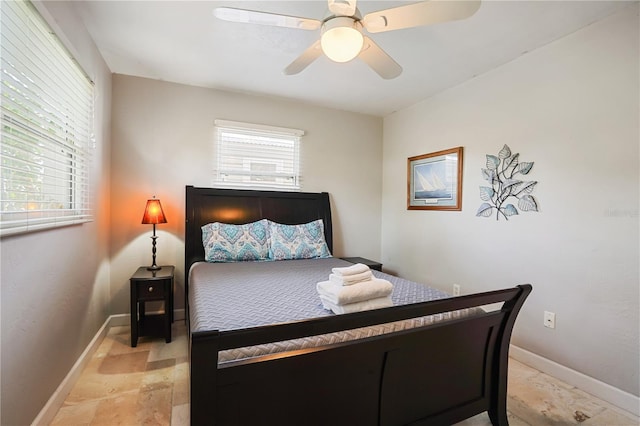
[136,281,167,300]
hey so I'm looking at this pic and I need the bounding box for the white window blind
[1,0,95,237]
[213,120,303,191]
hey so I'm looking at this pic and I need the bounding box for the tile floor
[50,320,638,425]
[50,322,189,426]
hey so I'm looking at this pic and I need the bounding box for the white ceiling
[74,0,629,116]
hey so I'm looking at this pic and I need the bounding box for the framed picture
[407,147,463,210]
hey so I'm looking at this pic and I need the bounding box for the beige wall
[0,2,112,424]
[109,75,383,315]
[381,5,639,397]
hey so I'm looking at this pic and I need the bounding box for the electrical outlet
[544,311,556,329]
[453,284,461,296]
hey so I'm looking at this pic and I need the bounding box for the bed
[185,185,532,426]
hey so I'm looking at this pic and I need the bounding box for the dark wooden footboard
[190,284,532,426]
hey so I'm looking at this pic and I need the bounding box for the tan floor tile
[537,371,577,391]
[454,410,531,425]
[98,351,150,374]
[508,358,542,383]
[505,411,533,426]
[507,375,608,426]
[454,412,493,425]
[50,400,99,426]
[93,335,115,359]
[171,403,190,426]
[583,408,640,425]
[142,360,176,390]
[172,321,187,336]
[108,331,155,356]
[172,361,190,406]
[147,332,188,362]
[576,390,640,423]
[137,382,173,425]
[90,391,140,426]
[146,358,177,371]
[65,362,145,404]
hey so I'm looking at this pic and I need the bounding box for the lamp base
[146,265,162,271]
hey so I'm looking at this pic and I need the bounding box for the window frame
[0,0,95,237]
[213,119,303,191]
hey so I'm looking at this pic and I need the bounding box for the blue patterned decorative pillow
[202,219,270,262]
[268,219,332,261]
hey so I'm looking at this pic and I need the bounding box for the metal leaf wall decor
[476,144,539,220]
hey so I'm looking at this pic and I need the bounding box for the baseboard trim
[31,309,185,425]
[174,308,185,321]
[510,345,640,418]
[109,312,129,326]
[31,315,112,426]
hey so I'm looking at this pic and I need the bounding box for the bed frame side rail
[190,284,532,426]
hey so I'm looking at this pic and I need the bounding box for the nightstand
[339,257,382,272]
[130,265,174,347]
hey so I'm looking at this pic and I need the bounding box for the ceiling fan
[213,0,481,79]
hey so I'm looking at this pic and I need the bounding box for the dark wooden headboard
[184,186,333,312]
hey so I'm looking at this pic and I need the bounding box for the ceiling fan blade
[362,0,481,33]
[358,37,402,79]
[284,40,323,75]
[328,0,357,17]
[214,7,321,31]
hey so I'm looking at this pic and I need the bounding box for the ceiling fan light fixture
[320,17,364,63]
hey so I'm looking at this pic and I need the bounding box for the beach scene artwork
[413,159,453,200]
[407,147,462,210]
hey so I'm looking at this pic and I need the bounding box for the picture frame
[407,147,463,210]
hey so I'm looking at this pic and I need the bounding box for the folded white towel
[320,295,393,314]
[317,278,393,305]
[331,263,370,276]
[329,271,373,286]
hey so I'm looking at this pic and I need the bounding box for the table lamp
[141,197,167,271]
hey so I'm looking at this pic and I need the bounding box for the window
[0,0,95,236]
[213,120,303,191]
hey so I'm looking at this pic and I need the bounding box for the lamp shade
[320,17,364,63]
[141,199,167,225]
